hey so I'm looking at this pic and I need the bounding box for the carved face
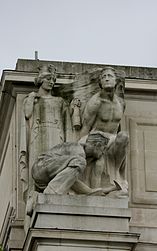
[85,141,105,159]
[41,74,55,91]
[100,69,116,90]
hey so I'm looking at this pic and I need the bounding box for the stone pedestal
[22,194,139,251]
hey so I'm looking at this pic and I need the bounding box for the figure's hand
[71,98,81,108]
[70,98,82,130]
[26,191,39,216]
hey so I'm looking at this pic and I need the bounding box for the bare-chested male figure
[80,67,129,196]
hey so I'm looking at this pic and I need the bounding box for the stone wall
[0,59,157,250]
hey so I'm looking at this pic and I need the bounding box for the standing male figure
[80,67,129,195]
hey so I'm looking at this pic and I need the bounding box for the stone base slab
[31,194,131,233]
[21,194,140,250]
[23,228,140,251]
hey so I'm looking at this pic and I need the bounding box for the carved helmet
[34,64,57,86]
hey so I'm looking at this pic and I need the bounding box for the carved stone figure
[80,67,129,196]
[31,131,120,202]
[19,65,71,202]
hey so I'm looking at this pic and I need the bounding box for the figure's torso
[92,94,123,134]
[38,96,64,127]
[29,96,66,163]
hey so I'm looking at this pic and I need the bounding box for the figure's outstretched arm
[72,179,103,195]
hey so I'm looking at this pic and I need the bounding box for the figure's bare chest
[97,99,123,121]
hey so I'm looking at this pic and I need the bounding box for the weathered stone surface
[79,67,128,197]
[23,228,139,251]
[37,193,129,207]
[19,65,72,204]
[1,59,157,250]
[19,65,129,226]
[22,194,138,251]
[31,194,130,232]
[31,132,118,197]
[16,59,157,79]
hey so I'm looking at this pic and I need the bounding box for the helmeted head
[34,64,57,90]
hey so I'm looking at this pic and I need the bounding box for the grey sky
[1,0,157,76]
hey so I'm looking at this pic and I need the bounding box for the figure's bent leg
[107,131,129,191]
[90,157,104,188]
[44,166,81,194]
[114,131,129,170]
[114,132,129,185]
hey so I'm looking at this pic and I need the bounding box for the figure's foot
[116,188,129,198]
[113,180,123,190]
[102,185,117,194]
[88,188,103,195]
[105,181,128,198]
[43,185,57,194]
[26,191,39,216]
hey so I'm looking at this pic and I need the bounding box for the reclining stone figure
[31,131,120,197]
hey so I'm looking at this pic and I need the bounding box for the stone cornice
[16,59,157,80]
[126,78,157,91]
[1,70,157,92]
[23,228,140,251]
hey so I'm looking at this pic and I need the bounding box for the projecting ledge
[30,194,131,233]
[23,228,140,251]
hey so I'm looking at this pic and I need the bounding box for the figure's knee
[72,163,86,177]
[69,157,86,174]
[31,161,49,189]
[116,131,129,147]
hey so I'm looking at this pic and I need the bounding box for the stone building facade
[0,59,157,250]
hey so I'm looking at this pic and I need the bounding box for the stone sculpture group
[19,64,129,218]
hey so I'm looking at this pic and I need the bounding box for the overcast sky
[1,0,157,76]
